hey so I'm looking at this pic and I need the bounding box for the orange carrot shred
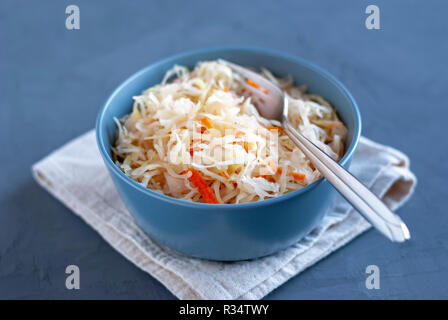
[263,175,276,182]
[201,117,213,129]
[246,79,260,89]
[132,162,141,168]
[266,126,283,133]
[287,172,306,181]
[187,168,219,204]
[219,171,229,179]
[223,87,230,92]
[246,79,268,94]
[328,122,343,129]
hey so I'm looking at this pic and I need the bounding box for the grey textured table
[1,0,447,299]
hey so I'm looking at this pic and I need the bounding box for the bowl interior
[97,47,361,206]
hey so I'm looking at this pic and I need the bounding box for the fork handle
[282,119,410,242]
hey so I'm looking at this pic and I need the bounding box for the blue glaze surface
[96,48,361,260]
[1,0,447,299]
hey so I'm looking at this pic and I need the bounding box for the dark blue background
[1,0,447,299]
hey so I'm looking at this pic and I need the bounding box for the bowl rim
[96,46,362,210]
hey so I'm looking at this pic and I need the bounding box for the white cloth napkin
[32,130,416,300]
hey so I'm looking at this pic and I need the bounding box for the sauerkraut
[112,61,347,204]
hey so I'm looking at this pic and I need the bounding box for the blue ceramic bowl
[96,47,361,261]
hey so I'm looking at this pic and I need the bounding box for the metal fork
[219,59,410,242]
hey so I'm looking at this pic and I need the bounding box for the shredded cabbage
[112,61,347,204]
